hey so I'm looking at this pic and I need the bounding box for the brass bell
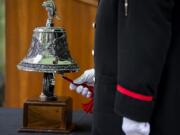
[17,27,79,73]
[17,0,79,101]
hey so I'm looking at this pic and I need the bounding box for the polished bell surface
[17,27,79,73]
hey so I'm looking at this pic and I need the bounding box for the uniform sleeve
[114,0,174,122]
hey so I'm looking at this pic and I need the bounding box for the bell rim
[17,62,80,73]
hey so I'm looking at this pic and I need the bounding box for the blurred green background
[0,0,5,71]
[0,0,5,106]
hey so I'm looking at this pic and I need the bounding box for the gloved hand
[122,117,150,135]
[69,68,95,98]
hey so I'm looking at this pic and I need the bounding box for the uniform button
[92,22,96,29]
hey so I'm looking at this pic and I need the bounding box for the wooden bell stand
[19,73,74,133]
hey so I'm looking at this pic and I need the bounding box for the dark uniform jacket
[93,0,180,135]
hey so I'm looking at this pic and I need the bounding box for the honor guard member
[70,0,180,135]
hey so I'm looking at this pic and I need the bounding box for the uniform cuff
[114,84,154,122]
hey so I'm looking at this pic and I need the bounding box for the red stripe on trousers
[116,84,153,102]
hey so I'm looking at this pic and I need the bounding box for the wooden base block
[18,97,74,133]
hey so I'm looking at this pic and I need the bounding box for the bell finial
[42,0,60,27]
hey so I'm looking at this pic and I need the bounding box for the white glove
[69,68,95,98]
[122,117,150,135]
